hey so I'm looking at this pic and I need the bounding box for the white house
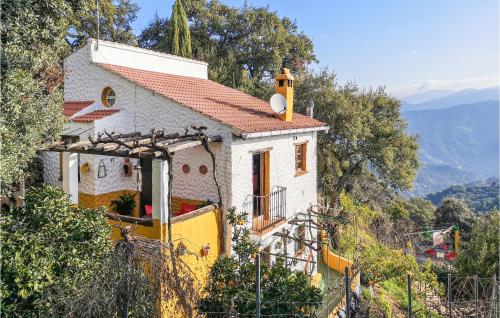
[41,39,328,274]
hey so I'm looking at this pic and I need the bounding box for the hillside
[426,178,499,213]
[402,86,499,112]
[404,100,499,195]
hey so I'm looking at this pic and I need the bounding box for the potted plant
[111,193,137,215]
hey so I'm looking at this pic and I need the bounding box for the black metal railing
[245,186,286,232]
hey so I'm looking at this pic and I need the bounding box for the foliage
[169,0,192,58]
[1,0,67,192]
[198,208,322,317]
[294,70,420,206]
[435,197,476,235]
[454,211,499,278]
[110,193,137,215]
[66,0,139,49]
[426,178,499,214]
[139,0,316,98]
[0,186,112,315]
[335,193,442,316]
[402,197,436,226]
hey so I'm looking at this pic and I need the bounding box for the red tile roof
[97,64,327,134]
[71,110,120,122]
[63,101,94,117]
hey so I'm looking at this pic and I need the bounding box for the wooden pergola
[40,126,224,248]
[40,126,222,160]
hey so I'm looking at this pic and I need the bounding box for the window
[295,143,307,175]
[278,79,284,87]
[294,225,305,255]
[101,87,116,107]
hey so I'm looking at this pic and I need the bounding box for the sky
[131,0,499,95]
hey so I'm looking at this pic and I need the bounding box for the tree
[198,208,322,317]
[0,186,112,315]
[1,0,67,192]
[454,211,499,278]
[294,70,420,206]
[169,0,192,58]
[66,0,139,49]
[403,197,436,226]
[435,197,476,235]
[139,0,316,98]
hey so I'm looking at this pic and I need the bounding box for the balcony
[245,186,286,233]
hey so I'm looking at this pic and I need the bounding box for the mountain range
[426,178,499,213]
[401,87,499,196]
[402,86,499,112]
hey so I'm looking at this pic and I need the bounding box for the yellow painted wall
[320,230,361,318]
[106,205,222,318]
[108,218,161,240]
[79,190,141,217]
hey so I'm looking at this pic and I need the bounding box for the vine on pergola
[41,126,225,316]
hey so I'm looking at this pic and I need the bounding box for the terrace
[41,128,223,243]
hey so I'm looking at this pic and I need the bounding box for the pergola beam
[40,130,222,159]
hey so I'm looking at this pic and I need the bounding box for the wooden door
[252,151,270,229]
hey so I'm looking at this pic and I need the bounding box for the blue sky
[131,0,499,94]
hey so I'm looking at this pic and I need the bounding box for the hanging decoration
[97,159,107,178]
[134,161,142,192]
[123,158,132,177]
[80,162,90,173]
[199,165,208,175]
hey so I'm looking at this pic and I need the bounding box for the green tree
[139,0,315,98]
[0,186,112,315]
[169,0,192,58]
[1,0,67,192]
[67,0,139,49]
[198,208,322,317]
[294,70,420,206]
[435,197,476,235]
[454,211,499,278]
[403,197,436,226]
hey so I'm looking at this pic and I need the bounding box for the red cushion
[145,205,153,216]
[179,203,198,214]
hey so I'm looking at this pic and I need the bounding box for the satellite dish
[270,94,287,114]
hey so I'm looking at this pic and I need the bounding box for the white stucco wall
[43,42,321,273]
[89,39,208,79]
[60,48,232,207]
[230,132,319,273]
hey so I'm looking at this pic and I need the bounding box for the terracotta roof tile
[63,101,94,117]
[71,110,120,122]
[97,64,327,134]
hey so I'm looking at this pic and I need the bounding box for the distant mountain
[402,86,499,112]
[426,178,499,213]
[404,100,499,196]
[402,89,454,104]
[410,164,477,197]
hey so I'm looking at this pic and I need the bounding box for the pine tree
[169,0,192,58]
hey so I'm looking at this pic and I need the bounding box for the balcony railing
[244,186,286,232]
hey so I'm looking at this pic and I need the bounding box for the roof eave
[238,126,329,139]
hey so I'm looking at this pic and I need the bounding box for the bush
[198,208,323,317]
[0,186,112,315]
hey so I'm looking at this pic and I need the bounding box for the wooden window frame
[294,142,308,176]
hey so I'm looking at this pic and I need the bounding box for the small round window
[101,87,116,107]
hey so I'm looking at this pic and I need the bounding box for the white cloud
[390,77,500,98]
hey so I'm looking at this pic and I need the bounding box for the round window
[101,87,116,107]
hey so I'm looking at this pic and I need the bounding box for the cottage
[40,39,328,289]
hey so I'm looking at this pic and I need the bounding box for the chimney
[275,68,294,122]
